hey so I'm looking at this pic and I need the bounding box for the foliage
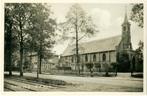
[110,62,118,76]
[27,4,56,53]
[4,4,17,75]
[4,3,56,76]
[59,4,98,75]
[25,4,56,74]
[59,3,98,43]
[110,62,117,71]
[135,41,143,72]
[85,63,94,77]
[130,3,143,28]
[135,40,143,54]
[94,63,101,68]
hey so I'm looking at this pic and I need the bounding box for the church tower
[116,8,133,72]
[121,10,132,50]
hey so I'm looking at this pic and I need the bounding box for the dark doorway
[118,53,130,72]
[132,56,136,72]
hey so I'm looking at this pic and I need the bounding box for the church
[59,12,136,73]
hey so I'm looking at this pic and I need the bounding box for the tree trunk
[7,21,13,76]
[19,21,23,77]
[129,54,133,76]
[76,29,80,75]
[37,57,39,79]
[39,54,42,74]
[105,63,109,76]
[75,13,80,75]
[115,64,118,76]
[90,68,93,77]
[20,42,23,76]
[105,71,109,76]
[39,41,42,74]
[29,52,32,72]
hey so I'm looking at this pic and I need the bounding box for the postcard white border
[0,0,146,96]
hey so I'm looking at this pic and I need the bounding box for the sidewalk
[4,71,143,92]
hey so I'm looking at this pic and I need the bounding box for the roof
[62,35,122,56]
[48,55,59,64]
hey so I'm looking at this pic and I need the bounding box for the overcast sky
[51,3,143,55]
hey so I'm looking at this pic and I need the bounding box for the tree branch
[78,31,88,41]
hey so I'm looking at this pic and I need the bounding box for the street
[4,72,143,92]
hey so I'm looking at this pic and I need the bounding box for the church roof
[62,35,122,56]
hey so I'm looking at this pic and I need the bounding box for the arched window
[85,54,88,62]
[102,53,106,61]
[123,26,126,31]
[93,54,96,62]
[71,56,74,63]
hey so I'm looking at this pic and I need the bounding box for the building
[59,11,136,73]
[28,53,59,72]
[41,55,60,72]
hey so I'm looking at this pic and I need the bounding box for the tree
[59,4,98,75]
[136,40,143,53]
[5,4,20,76]
[10,4,34,76]
[27,4,56,75]
[5,4,13,76]
[135,40,143,72]
[130,3,143,28]
[5,3,56,77]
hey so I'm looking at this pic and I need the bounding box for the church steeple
[122,6,130,25]
[124,9,129,24]
[122,7,130,33]
[121,6,132,50]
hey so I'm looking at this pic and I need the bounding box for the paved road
[4,72,143,92]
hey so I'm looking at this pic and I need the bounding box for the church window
[71,56,74,63]
[85,54,88,62]
[102,53,106,61]
[123,27,126,31]
[93,54,96,62]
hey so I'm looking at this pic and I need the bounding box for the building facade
[59,12,135,72]
[28,53,59,72]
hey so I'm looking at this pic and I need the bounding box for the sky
[50,3,143,55]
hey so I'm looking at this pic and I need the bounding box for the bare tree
[59,4,98,75]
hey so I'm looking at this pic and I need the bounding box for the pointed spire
[124,5,129,23]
